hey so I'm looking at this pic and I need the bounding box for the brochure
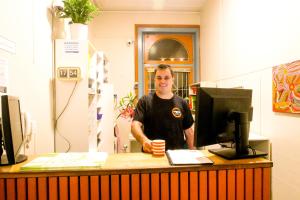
[20,152,108,171]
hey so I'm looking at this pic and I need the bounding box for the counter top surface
[0,151,273,178]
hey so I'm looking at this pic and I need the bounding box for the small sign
[63,41,79,54]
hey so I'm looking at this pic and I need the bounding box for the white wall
[0,0,54,154]
[201,0,300,199]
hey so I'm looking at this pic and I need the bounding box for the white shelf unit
[54,39,114,153]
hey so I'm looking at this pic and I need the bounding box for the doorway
[135,25,200,99]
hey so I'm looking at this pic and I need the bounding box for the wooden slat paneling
[101,175,110,200]
[160,173,169,200]
[170,172,179,200]
[245,168,253,200]
[254,168,262,200]
[59,177,68,200]
[218,170,226,200]
[17,178,26,200]
[28,177,37,200]
[49,177,58,200]
[263,168,271,200]
[6,178,15,200]
[199,171,208,200]
[227,169,235,200]
[80,176,89,200]
[111,175,120,200]
[121,174,130,200]
[28,178,37,200]
[37,177,47,200]
[90,176,99,200]
[151,173,160,200]
[209,170,217,200]
[189,171,198,200]
[0,179,5,200]
[236,169,245,200]
[180,172,189,200]
[69,176,79,200]
[131,174,140,200]
[141,173,150,200]
[15,178,27,200]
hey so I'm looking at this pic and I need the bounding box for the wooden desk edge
[0,152,273,178]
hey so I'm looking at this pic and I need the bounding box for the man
[131,64,195,153]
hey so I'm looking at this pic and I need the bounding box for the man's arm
[184,127,196,149]
[131,120,152,153]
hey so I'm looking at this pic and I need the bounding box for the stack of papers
[166,150,213,165]
[20,152,108,171]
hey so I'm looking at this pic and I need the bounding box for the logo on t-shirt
[172,107,182,118]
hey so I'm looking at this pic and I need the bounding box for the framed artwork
[272,60,300,113]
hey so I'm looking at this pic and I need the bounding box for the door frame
[135,24,200,97]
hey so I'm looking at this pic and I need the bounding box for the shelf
[55,40,114,154]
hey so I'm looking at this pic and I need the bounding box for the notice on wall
[63,41,79,54]
[0,57,8,93]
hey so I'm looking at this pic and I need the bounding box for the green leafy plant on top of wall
[57,0,100,24]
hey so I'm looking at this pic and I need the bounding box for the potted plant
[56,0,100,39]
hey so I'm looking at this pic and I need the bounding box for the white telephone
[21,112,32,148]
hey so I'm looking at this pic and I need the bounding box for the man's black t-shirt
[133,93,194,150]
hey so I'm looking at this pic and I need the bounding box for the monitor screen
[1,95,27,165]
[194,87,267,159]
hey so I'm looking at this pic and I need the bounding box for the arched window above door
[148,39,188,61]
[144,33,194,64]
[135,25,200,98]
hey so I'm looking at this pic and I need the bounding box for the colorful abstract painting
[272,60,300,113]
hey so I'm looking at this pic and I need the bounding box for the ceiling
[93,0,207,12]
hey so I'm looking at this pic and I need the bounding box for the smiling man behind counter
[131,64,195,153]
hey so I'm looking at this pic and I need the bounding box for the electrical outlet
[57,67,81,81]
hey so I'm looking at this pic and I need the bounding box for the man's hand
[142,139,152,153]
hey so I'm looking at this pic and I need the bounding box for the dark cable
[55,81,78,152]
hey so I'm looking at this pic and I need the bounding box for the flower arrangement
[117,92,137,119]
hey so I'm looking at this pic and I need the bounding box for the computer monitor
[194,87,267,159]
[0,95,27,165]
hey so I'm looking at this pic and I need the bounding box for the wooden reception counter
[0,151,272,200]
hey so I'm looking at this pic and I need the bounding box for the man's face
[154,68,173,95]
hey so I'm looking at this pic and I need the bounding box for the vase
[116,118,132,153]
[70,23,88,40]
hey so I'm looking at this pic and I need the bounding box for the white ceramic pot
[70,23,88,40]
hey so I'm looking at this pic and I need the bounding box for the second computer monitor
[194,87,267,159]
